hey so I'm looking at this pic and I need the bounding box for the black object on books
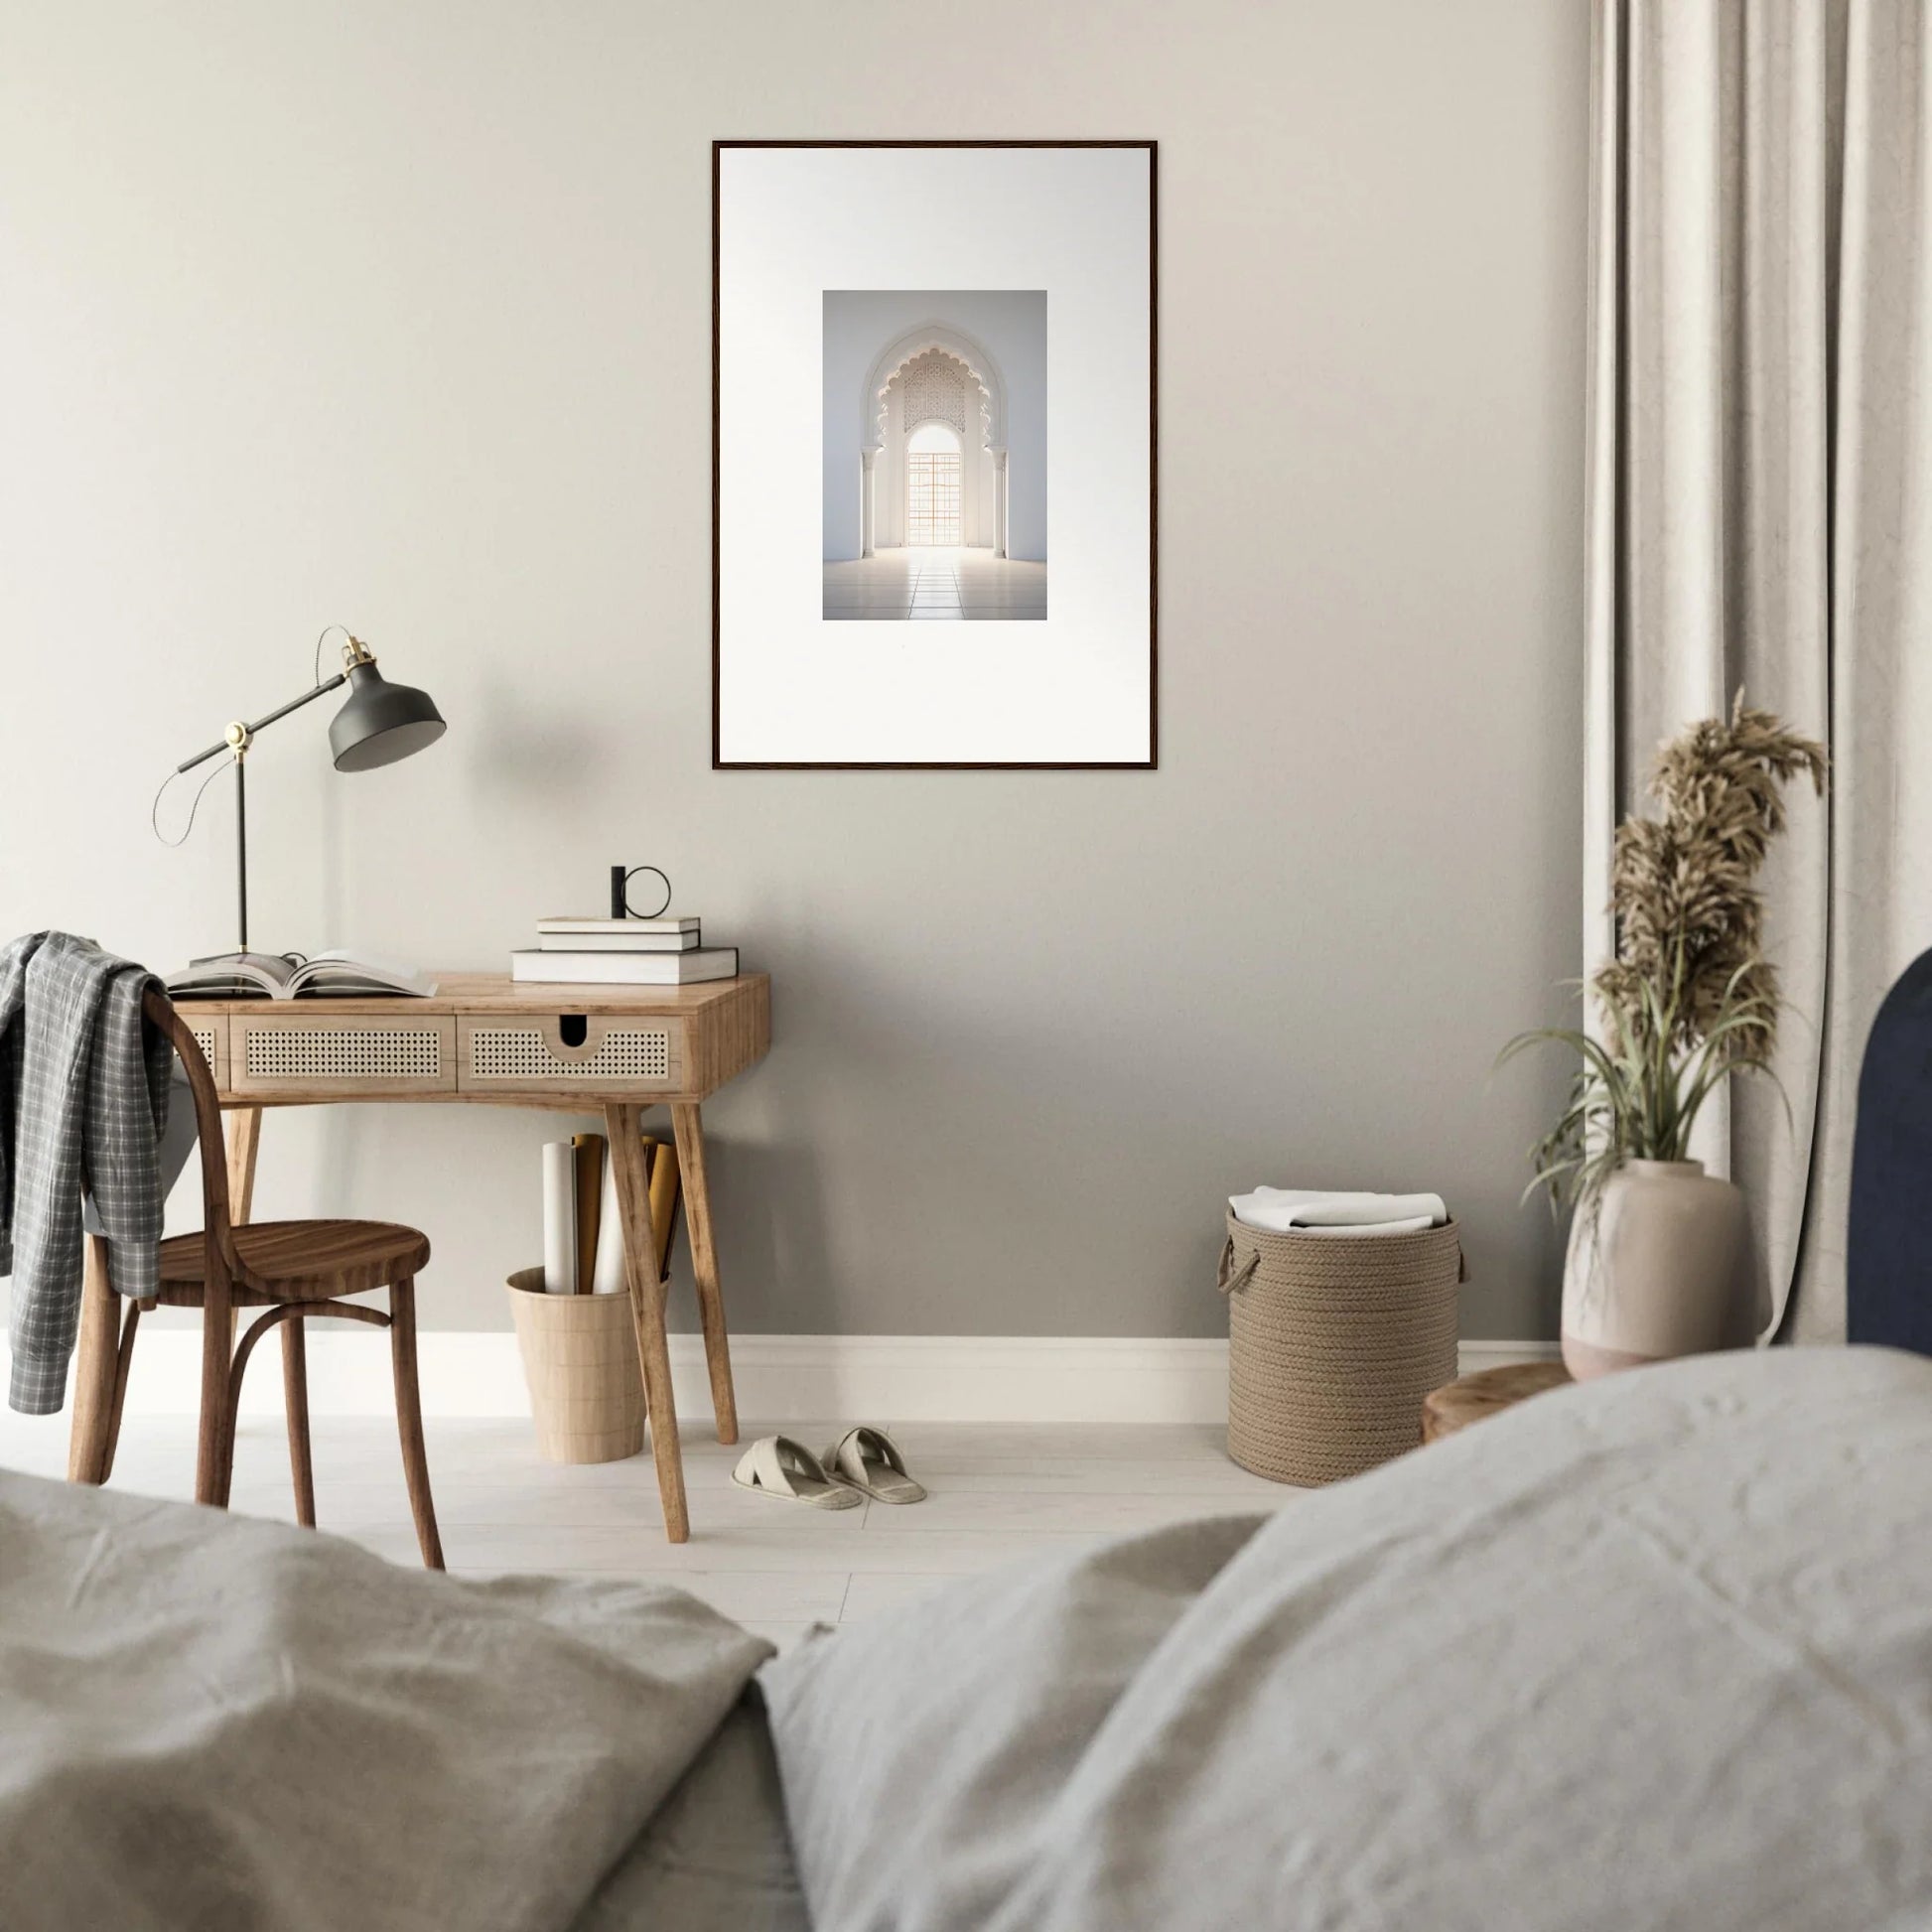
[612,864,673,920]
[511,947,738,987]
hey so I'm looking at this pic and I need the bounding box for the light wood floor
[0,1412,1298,1649]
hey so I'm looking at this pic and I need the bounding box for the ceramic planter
[1561,1160,1752,1378]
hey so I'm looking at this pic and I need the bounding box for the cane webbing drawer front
[231,1015,457,1093]
[459,1015,684,1093]
[183,1017,227,1089]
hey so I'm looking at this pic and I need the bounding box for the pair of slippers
[732,1426,925,1509]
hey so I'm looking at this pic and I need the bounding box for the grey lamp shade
[329,661,447,771]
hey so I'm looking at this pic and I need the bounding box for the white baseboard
[1455,1338,1563,1375]
[46,1331,1561,1427]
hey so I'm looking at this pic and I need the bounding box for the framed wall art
[713,139,1157,768]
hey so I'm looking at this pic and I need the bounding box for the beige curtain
[1586,0,1932,1343]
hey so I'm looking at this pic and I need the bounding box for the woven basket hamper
[1218,1213,1463,1485]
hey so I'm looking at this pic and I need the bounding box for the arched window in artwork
[858,325,1009,556]
[905,421,961,545]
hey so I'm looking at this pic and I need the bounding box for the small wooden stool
[1421,1361,1573,1444]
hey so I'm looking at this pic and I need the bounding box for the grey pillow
[758,1513,1264,1932]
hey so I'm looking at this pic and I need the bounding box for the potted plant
[1502,698,1827,1377]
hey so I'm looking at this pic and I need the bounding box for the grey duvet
[0,1469,797,1931]
[6,1347,1931,1931]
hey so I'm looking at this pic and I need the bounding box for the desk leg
[608,1103,690,1542]
[670,1102,739,1447]
[224,1106,261,1222]
[67,1235,118,1482]
[223,1105,261,1348]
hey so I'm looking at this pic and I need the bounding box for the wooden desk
[108,972,770,1543]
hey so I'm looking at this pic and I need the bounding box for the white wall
[0,0,1587,1342]
[821,289,1047,562]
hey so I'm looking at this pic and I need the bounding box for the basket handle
[1216,1237,1260,1297]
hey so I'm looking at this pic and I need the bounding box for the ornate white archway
[857,322,1011,557]
[899,349,972,442]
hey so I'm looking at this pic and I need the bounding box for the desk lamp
[157,626,446,967]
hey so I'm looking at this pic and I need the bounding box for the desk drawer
[230,1014,457,1095]
[179,1015,228,1089]
[459,1015,684,1093]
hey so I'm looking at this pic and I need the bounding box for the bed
[6,1346,1931,1930]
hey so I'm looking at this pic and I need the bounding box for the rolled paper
[646,1138,681,1284]
[571,1134,606,1294]
[590,1146,628,1294]
[541,1141,578,1294]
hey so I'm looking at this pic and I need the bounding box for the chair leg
[196,1281,234,1508]
[67,1235,119,1483]
[387,1277,443,1570]
[282,1317,316,1528]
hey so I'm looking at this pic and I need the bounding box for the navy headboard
[1848,947,1932,1354]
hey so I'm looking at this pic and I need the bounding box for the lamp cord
[149,759,230,849]
[152,624,351,848]
[312,621,349,687]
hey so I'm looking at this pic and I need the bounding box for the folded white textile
[1227,1187,1448,1236]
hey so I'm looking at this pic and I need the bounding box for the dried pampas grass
[1501,694,1827,1208]
[1595,696,1827,1066]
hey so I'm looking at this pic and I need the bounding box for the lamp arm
[174,671,348,774]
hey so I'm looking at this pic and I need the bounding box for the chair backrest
[142,987,242,1291]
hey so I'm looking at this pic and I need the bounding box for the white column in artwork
[991,448,1009,559]
[860,449,877,558]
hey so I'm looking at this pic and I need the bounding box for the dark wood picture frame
[712,138,1159,770]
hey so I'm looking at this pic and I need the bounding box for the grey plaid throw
[1,933,172,1415]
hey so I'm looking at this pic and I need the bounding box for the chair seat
[157,1219,431,1300]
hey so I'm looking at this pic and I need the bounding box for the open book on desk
[166,950,438,1000]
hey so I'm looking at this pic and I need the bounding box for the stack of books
[510,916,740,986]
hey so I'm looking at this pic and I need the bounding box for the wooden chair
[67,988,444,1568]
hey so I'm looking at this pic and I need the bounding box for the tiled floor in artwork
[823,546,1047,621]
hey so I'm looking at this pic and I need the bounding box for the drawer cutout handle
[558,1014,590,1048]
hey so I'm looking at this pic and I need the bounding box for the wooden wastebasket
[506,1268,645,1463]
